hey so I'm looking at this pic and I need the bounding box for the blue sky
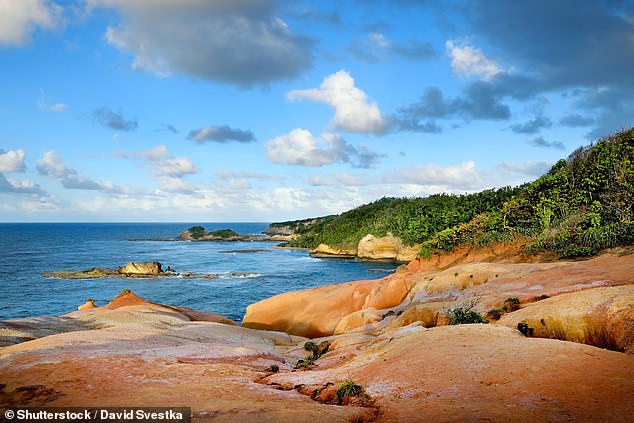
[1,0,632,222]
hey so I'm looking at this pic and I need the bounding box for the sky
[0,0,633,222]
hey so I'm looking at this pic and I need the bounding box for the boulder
[310,243,357,257]
[117,261,163,275]
[357,233,420,262]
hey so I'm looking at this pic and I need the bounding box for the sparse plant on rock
[518,321,534,337]
[336,380,363,404]
[448,299,487,325]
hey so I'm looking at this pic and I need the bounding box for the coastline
[2,248,633,421]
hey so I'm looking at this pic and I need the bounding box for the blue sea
[0,223,398,322]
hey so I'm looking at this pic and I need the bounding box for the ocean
[0,223,398,322]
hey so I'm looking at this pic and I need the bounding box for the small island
[177,225,293,242]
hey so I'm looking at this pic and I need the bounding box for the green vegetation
[266,216,335,235]
[448,300,487,325]
[279,128,634,259]
[295,340,331,369]
[208,228,239,238]
[517,321,534,337]
[187,226,239,239]
[487,297,522,320]
[336,380,363,404]
[266,364,280,373]
[187,225,206,239]
[119,289,131,296]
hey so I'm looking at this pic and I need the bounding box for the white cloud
[368,32,391,48]
[37,151,121,192]
[116,144,198,193]
[497,160,550,177]
[155,157,197,178]
[37,89,66,112]
[0,149,26,172]
[288,70,385,134]
[384,161,484,190]
[445,40,504,80]
[90,0,312,86]
[266,128,383,168]
[0,0,62,46]
[308,171,369,187]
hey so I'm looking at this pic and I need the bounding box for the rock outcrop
[308,233,420,262]
[2,290,633,422]
[244,252,634,340]
[497,285,634,353]
[118,261,163,275]
[310,243,357,257]
[357,233,420,261]
[77,299,96,311]
[42,261,234,280]
[177,226,293,242]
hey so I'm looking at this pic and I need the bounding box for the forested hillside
[284,128,634,259]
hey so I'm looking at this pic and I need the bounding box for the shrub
[267,364,279,373]
[517,321,534,337]
[486,308,504,320]
[448,300,487,325]
[188,225,206,239]
[503,297,521,312]
[208,229,239,238]
[296,340,330,369]
[336,380,363,404]
[304,341,317,354]
[119,289,131,296]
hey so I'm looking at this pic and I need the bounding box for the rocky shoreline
[42,261,260,280]
[3,248,634,421]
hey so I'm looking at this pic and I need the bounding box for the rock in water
[117,261,163,275]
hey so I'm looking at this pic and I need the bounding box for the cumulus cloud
[497,160,551,177]
[0,0,62,46]
[187,125,255,144]
[460,0,634,137]
[383,161,484,190]
[93,107,138,131]
[308,171,368,187]
[116,144,198,193]
[559,113,594,127]
[37,151,121,191]
[0,149,26,172]
[0,173,45,195]
[90,0,313,86]
[529,136,565,150]
[509,115,553,134]
[347,32,436,63]
[288,70,385,134]
[154,157,197,178]
[266,128,383,168]
[391,83,510,132]
[446,40,504,80]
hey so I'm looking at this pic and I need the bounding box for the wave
[218,272,263,279]
[299,256,322,262]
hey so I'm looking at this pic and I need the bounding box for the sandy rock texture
[2,290,633,422]
[357,234,420,262]
[244,252,634,339]
[498,285,634,353]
